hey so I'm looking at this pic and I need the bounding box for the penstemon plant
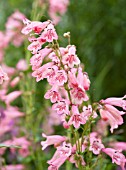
[22,18,126,170]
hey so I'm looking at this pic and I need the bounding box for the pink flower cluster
[0,11,25,62]
[22,19,126,170]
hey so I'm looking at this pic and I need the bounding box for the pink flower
[41,133,67,150]
[52,100,70,115]
[54,70,67,86]
[0,66,9,84]
[100,95,126,111]
[4,106,24,118]
[41,23,58,42]
[32,62,53,82]
[99,104,124,133]
[82,105,97,120]
[68,105,86,128]
[102,148,126,170]
[3,91,22,106]
[89,136,104,155]
[68,70,89,104]
[30,48,52,70]
[77,67,90,91]
[44,85,61,103]
[16,59,28,71]
[10,77,20,87]
[47,142,72,169]
[109,142,126,152]
[28,40,42,54]
[62,45,80,68]
[22,18,49,35]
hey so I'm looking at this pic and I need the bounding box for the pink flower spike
[41,23,58,42]
[41,133,67,150]
[68,105,86,129]
[102,148,126,170]
[0,66,9,84]
[101,96,126,111]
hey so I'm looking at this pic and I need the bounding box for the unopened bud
[63,32,70,38]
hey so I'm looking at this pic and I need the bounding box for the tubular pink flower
[68,105,86,128]
[22,19,49,35]
[16,59,28,71]
[99,108,123,133]
[82,105,97,120]
[68,70,89,104]
[100,95,126,111]
[44,85,61,103]
[47,142,72,169]
[41,133,67,150]
[109,142,126,152]
[102,148,126,170]
[52,100,70,115]
[41,23,58,42]
[62,45,80,68]
[3,91,22,106]
[10,77,20,87]
[0,66,9,84]
[54,70,67,86]
[77,67,90,91]
[30,48,52,70]
[89,137,104,155]
[32,62,54,82]
[27,41,42,54]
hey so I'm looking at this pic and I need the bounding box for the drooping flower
[47,142,72,170]
[100,95,126,111]
[99,104,124,133]
[102,148,126,170]
[41,133,67,150]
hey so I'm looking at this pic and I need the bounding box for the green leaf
[0,143,21,148]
